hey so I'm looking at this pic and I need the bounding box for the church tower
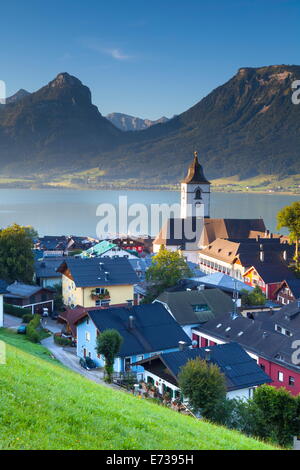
[180,152,211,219]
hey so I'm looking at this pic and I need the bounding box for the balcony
[90,289,110,300]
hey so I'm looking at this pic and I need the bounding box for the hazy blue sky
[1,0,299,119]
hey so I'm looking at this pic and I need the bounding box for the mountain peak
[49,72,83,89]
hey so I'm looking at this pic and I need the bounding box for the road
[3,314,22,329]
[41,335,121,391]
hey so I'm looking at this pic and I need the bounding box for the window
[289,376,295,386]
[85,331,90,342]
[194,188,202,200]
[278,371,284,382]
[95,300,100,306]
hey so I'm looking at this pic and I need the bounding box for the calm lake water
[0,189,299,238]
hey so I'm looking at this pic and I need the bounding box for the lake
[0,189,298,238]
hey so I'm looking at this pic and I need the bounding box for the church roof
[153,217,267,249]
[182,152,210,184]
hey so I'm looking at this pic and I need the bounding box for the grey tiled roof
[159,342,271,391]
[155,288,234,325]
[57,257,139,287]
[86,303,191,357]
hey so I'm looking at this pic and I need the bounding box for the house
[34,257,63,288]
[57,257,138,308]
[191,308,300,396]
[35,235,98,256]
[4,281,54,314]
[35,236,69,256]
[189,272,253,296]
[58,303,128,341]
[75,303,191,381]
[134,342,271,401]
[243,261,296,300]
[80,240,138,259]
[111,237,145,255]
[274,279,300,305]
[154,289,234,338]
[198,237,293,281]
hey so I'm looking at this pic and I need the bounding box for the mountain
[0,66,299,182]
[6,89,30,104]
[100,65,300,182]
[0,73,121,174]
[106,112,169,131]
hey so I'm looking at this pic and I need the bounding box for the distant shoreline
[0,183,299,197]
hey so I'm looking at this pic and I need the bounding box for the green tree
[144,245,192,301]
[0,224,36,283]
[252,385,300,448]
[178,357,227,420]
[240,286,266,306]
[277,202,300,270]
[96,329,123,383]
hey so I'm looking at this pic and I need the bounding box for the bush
[4,303,31,318]
[26,314,41,343]
[26,325,40,343]
[54,333,73,347]
[22,313,34,324]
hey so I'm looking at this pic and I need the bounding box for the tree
[240,286,266,306]
[178,357,227,420]
[277,202,300,270]
[144,245,192,301]
[0,224,37,283]
[96,329,123,383]
[252,385,300,448]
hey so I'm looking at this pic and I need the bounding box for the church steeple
[181,151,211,219]
[182,151,210,185]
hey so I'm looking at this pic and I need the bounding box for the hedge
[4,303,31,318]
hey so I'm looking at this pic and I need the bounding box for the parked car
[17,325,26,335]
[79,357,97,370]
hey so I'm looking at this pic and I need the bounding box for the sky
[0,0,299,119]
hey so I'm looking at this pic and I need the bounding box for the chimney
[283,250,287,261]
[204,348,211,361]
[128,315,135,329]
[178,341,187,351]
[259,247,264,262]
[99,262,104,270]
[127,299,133,307]
[104,271,109,281]
[262,331,268,339]
[197,284,205,291]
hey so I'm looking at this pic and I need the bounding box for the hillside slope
[0,339,276,450]
[101,65,300,182]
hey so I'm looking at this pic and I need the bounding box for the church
[153,152,267,263]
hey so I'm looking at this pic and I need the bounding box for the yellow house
[57,257,138,308]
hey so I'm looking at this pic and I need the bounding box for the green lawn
[0,336,277,450]
[0,328,59,365]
